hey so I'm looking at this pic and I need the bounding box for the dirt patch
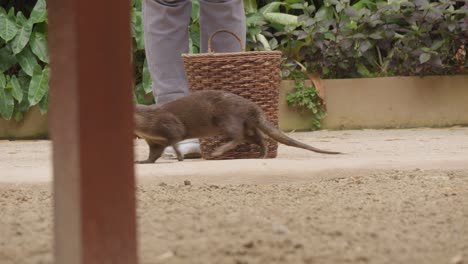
[1,169,468,264]
[1,128,468,263]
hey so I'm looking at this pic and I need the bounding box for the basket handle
[208,29,244,53]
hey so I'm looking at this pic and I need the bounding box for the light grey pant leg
[142,0,191,105]
[142,0,246,105]
[199,0,246,53]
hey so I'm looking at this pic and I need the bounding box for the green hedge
[245,0,467,79]
[0,0,48,121]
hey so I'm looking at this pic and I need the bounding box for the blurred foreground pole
[47,0,138,263]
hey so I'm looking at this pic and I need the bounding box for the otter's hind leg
[211,116,244,158]
[211,139,243,158]
[245,127,268,158]
[256,131,268,159]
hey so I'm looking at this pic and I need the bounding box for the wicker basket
[182,29,282,160]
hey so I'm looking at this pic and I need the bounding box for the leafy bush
[286,71,326,129]
[0,0,48,121]
[1,0,467,122]
[0,0,153,121]
[245,0,467,129]
[248,0,468,79]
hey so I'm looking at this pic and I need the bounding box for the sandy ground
[1,127,468,263]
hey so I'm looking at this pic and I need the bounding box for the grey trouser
[142,0,246,105]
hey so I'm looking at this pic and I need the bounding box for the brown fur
[134,90,341,163]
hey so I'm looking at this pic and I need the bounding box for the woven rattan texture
[182,51,282,160]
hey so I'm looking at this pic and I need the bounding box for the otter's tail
[256,117,341,155]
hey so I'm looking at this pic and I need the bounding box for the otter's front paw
[135,160,154,164]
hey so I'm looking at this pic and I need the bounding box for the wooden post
[47,0,138,263]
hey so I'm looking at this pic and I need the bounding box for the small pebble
[184,180,191,186]
[157,251,174,260]
[272,223,290,235]
[243,241,254,248]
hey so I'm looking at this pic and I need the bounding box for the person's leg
[142,0,191,105]
[142,0,201,159]
[199,0,246,53]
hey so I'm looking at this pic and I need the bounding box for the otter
[134,90,340,163]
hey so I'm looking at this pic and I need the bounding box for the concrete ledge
[0,106,48,139]
[2,75,467,138]
[279,75,468,131]
[322,75,468,129]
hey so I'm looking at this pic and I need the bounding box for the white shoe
[162,139,201,159]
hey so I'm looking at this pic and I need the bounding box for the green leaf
[17,70,31,91]
[30,0,47,24]
[246,13,265,26]
[15,71,31,121]
[335,2,344,12]
[264,13,299,26]
[189,22,200,53]
[268,37,278,50]
[9,75,23,102]
[256,33,270,50]
[419,53,431,64]
[134,83,145,104]
[369,32,383,40]
[0,72,6,88]
[29,31,49,63]
[39,89,48,114]
[16,46,39,76]
[259,2,284,14]
[7,7,15,19]
[0,45,17,72]
[344,20,358,30]
[324,32,336,40]
[0,13,19,42]
[357,63,372,77]
[351,33,366,39]
[289,3,304,9]
[28,65,49,105]
[191,0,200,21]
[430,39,444,51]
[315,6,334,22]
[0,87,14,120]
[17,70,30,88]
[132,0,142,9]
[421,47,432,53]
[243,0,258,14]
[131,9,144,50]
[142,59,152,94]
[10,12,33,54]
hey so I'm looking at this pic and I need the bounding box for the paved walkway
[1,127,467,184]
